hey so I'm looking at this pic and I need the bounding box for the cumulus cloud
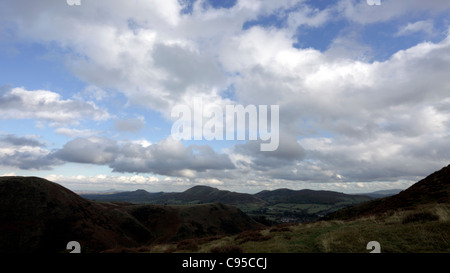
[54,137,119,165]
[218,21,450,184]
[232,134,305,169]
[0,87,110,125]
[338,0,450,25]
[53,137,235,177]
[0,134,60,170]
[0,134,44,147]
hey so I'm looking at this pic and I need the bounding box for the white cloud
[53,136,235,177]
[0,135,60,170]
[45,173,161,191]
[55,128,101,138]
[396,20,435,36]
[0,172,16,176]
[0,87,110,126]
[287,4,332,29]
[338,0,450,25]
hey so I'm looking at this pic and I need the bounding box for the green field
[236,201,363,224]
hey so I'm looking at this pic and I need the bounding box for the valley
[81,185,374,225]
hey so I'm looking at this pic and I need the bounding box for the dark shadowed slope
[0,176,152,252]
[326,164,450,220]
[124,203,265,244]
[0,177,263,253]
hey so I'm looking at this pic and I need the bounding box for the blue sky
[1,0,450,193]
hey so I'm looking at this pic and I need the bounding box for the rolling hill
[82,185,372,224]
[254,188,370,205]
[0,176,263,253]
[82,185,267,206]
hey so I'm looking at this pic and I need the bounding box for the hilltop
[0,177,262,253]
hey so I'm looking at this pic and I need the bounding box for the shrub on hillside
[176,239,199,251]
[235,230,271,244]
[210,245,243,253]
[402,212,439,224]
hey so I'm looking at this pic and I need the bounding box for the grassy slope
[145,203,450,253]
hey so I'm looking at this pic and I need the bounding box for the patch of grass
[176,239,199,251]
[235,230,272,244]
[269,223,293,233]
[145,203,450,253]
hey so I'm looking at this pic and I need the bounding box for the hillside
[150,203,450,253]
[0,177,263,253]
[0,176,151,252]
[325,164,450,220]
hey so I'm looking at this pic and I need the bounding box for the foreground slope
[325,164,450,220]
[0,176,151,252]
[0,177,262,253]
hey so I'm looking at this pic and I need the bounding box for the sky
[0,0,450,194]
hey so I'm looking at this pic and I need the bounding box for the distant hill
[326,164,450,220]
[356,189,402,199]
[82,185,371,206]
[254,188,370,205]
[0,177,263,253]
[83,185,373,224]
[82,189,165,203]
[82,185,266,206]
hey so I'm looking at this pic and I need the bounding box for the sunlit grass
[146,203,450,253]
